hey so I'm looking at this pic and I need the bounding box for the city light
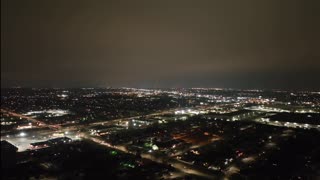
[19,132,27,137]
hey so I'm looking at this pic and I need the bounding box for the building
[1,140,18,168]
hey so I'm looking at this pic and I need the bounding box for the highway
[88,136,218,179]
[1,109,46,126]
[90,109,176,126]
[253,117,320,130]
[1,107,220,178]
[1,109,61,129]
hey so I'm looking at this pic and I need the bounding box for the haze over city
[2,0,320,89]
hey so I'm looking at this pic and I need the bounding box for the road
[2,105,319,178]
[1,109,46,126]
[90,109,176,126]
[5,106,303,178]
[1,109,61,130]
[88,136,218,179]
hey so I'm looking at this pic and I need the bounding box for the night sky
[1,0,320,89]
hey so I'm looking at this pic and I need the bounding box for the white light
[152,144,159,150]
[19,132,27,137]
[61,94,68,98]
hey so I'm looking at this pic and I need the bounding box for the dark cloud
[1,0,320,89]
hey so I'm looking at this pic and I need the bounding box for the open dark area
[267,113,320,125]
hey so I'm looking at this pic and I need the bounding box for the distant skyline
[1,0,320,89]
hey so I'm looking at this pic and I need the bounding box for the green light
[121,162,135,168]
[110,150,118,155]
[144,142,152,147]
